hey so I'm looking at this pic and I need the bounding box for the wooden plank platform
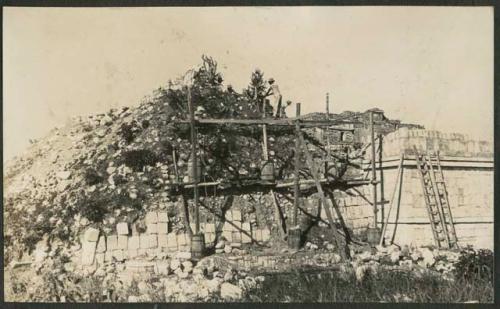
[172,177,371,189]
[175,117,363,127]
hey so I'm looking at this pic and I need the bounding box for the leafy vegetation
[121,149,158,172]
[247,264,493,303]
[453,246,493,282]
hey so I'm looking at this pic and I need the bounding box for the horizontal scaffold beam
[176,117,360,129]
[169,177,371,190]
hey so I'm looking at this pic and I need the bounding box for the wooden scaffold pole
[298,132,350,260]
[187,85,205,259]
[370,111,378,228]
[288,103,302,249]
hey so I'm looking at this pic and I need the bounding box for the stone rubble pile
[350,244,460,282]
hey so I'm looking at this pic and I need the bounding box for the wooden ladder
[414,148,459,249]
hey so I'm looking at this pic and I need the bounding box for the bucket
[190,233,205,260]
[187,158,202,182]
[325,162,344,179]
[288,227,302,249]
[260,160,275,182]
[366,227,381,245]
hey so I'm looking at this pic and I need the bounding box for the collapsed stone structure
[3,59,493,301]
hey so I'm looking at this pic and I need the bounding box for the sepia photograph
[3,5,494,303]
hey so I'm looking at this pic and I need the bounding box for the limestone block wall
[381,127,493,159]
[348,127,494,249]
[301,189,374,235]
[78,209,271,267]
[378,165,493,249]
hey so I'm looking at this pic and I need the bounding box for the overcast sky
[3,6,493,161]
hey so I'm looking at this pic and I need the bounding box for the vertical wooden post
[172,149,179,183]
[370,111,378,228]
[262,111,269,162]
[299,132,349,260]
[187,86,200,234]
[293,103,301,226]
[326,92,330,115]
[379,153,404,246]
[378,134,385,229]
[271,190,286,238]
[325,93,331,177]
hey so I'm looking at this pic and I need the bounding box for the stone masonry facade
[336,127,493,249]
[79,209,271,267]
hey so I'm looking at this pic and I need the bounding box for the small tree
[245,69,267,109]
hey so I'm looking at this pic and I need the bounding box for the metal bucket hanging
[325,161,345,179]
[260,160,275,182]
[187,157,202,182]
[190,233,205,260]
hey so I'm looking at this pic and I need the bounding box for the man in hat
[265,78,282,118]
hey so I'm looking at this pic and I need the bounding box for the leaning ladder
[414,148,459,249]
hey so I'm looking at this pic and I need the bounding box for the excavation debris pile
[5,56,384,266]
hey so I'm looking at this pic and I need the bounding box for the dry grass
[246,266,493,303]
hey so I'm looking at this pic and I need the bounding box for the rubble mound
[4,56,328,264]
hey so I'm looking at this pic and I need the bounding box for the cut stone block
[225,211,232,221]
[117,235,128,250]
[128,249,138,259]
[137,249,147,257]
[140,234,149,249]
[167,233,178,249]
[158,212,169,222]
[177,233,187,246]
[233,221,242,231]
[84,227,100,242]
[156,261,170,275]
[232,210,242,222]
[158,234,168,248]
[128,236,140,250]
[107,235,118,251]
[254,229,263,242]
[232,231,242,244]
[242,231,251,244]
[147,248,162,257]
[222,231,232,242]
[126,261,155,272]
[116,222,129,235]
[145,212,158,224]
[205,223,216,233]
[157,223,169,234]
[223,222,232,232]
[176,251,192,260]
[242,222,251,232]
[105,251,113,262]
[81,240,97,265]
[262,229,271,242]
[96,236,106,253]
[95,253,105,265]
[146,235,158,249]
[147,223,158,234]
[131,223,140,236]
[113,250,125,262]
[205,232,215,244]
